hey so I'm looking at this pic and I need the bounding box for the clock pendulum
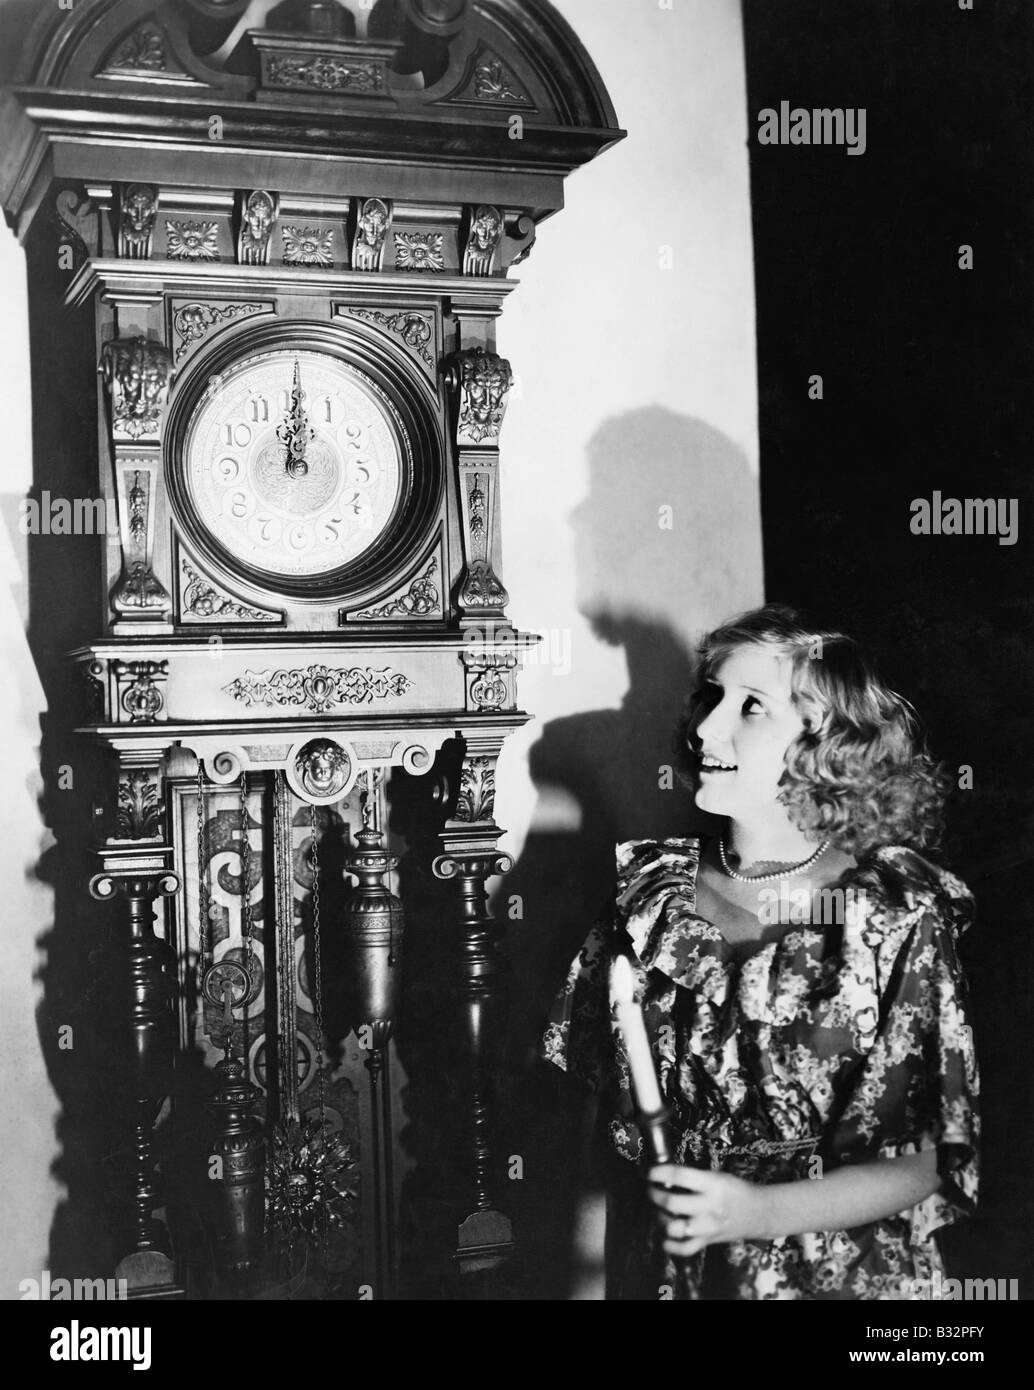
[265,796,358,1261]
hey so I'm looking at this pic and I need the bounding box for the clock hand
[276,358,315,478]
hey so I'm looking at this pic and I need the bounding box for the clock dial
[183,349,405,580]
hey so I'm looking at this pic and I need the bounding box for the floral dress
[542,837,980,1300]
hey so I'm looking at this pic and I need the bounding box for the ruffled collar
[614,835,974,1003]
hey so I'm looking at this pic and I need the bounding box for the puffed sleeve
[824,850,979,1244]
[541,904,616,1094]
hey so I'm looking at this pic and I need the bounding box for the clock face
[182,349,406,581]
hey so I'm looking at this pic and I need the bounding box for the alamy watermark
[19,492,118,537]
[910,492,1018,546]
[19,1270,127,1299]
[756,102,867,156]
[756,881,868,928]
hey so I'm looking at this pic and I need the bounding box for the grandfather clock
[1,0,620,1298]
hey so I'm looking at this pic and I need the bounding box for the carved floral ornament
[455,756,496,823]
[394,232,444,273]
[180,557,276,623]
[225,664,414,715]
[116,767,163,840]
[354,557,441,620]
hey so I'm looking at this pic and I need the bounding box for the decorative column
[87,867,180,1280]
[444,347,514,619]
[432,733,514,1271]
[99,330,174,633]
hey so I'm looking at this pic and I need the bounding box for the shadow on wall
[501,406,761,1299]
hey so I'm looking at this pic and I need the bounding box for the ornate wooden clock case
[0,0,620,1298]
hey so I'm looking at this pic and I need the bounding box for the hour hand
[276,359,314,478]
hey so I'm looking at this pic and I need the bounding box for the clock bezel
[166,319,445,605]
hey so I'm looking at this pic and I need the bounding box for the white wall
[498,0,761,861]
[0,0,761,1296]
[0,210,63,1299]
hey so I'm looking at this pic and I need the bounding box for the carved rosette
[463,205,503,277]
[224,665,414,715]
[237,190,279,266]
[268,55,381,93]
[394,232,445,273]
[282,225,335,267]
[351,198,392,272]
[117,183,159,259]
[165,219,219,261]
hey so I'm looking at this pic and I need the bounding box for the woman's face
[692,646,805,823]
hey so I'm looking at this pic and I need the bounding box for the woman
[543,604,979,1300]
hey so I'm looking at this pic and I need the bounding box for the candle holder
[635,1103,673,1166]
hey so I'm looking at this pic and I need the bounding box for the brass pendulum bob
[207,982,266,1288]
[342,773,404,1294]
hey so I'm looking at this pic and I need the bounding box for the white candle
[611,954,664,1115]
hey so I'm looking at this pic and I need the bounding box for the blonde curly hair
[678,604,950,857]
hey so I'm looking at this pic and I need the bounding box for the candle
[611,954,664,1116]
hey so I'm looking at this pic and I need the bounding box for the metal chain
[196,761,209,980]
[273,769,288,1106]
[309,801,326,1136]
[239,770,254,978]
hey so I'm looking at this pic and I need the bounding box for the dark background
[743,0,1033,1293]
[511,0,1034,1299]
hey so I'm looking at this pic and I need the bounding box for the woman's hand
[647,1164,768,1256]
[648,1149,940,1254]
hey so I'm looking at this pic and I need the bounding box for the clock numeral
[323,395,335,425]
[348,458,373,488]
[318,514,343,544]
[226,490,253,520]
[247,395,270,424]
[253,514,281,545]
[222,421,252,448]
[341,420,369,452]
[214,456,241,483]
[286,522,312,551]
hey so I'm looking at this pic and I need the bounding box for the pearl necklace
[718,837,832,884]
